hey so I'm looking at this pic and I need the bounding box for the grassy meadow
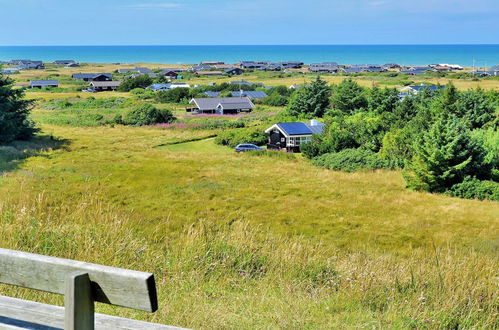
[0,64,498,328]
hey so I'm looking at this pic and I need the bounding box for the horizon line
[1,43,499,47]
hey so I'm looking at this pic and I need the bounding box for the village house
[118,67,153,74]
[231,90,268,99]
[72,73,113,81]
[65,63,80,68]
[1,68,19,74]
[147,83,190,91]
[53,60,75,65]
[187,97,254,114]
[265,120,325,153]
[203,91,221,98]
[224,67,244,75]
[195,71,224,76]
[89,81,121,92]
[29,80,59,89]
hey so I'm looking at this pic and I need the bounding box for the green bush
[118,74,153,92]
[154,88,191,103]
[446,177,499,201]
[312,148,401,172]
[262,94,288,106]
[215,127,267,148]
[122,104,175,126]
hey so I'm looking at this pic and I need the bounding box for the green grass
[0,121,497,328]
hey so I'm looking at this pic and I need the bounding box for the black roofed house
[54,60,75,65]
[89,81,122,92]
[203,91,221,98]
[18,61,44,70]
[118,67,153,75]
[309,65,339,73]
[161,70,179,79]
[72,73,113,81]
[265,120,325,153]
[30,80,59,89]
[280,61,304,69]
[190,64,213,72]
[65,63,80,68]
[229,80,253,86]
[231,90,268,99]
[224,67,244,75]
[187,97,254,114]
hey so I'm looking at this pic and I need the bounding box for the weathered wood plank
[0,248,157,312]
[0,296,185,330]
[64,272,94,330]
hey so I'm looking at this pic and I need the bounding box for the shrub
[312,148,401,172]
[215,127,267,148]
[122,104,175,126]
[154,88,191,103]
[262,94,288,106]
[446,177,499,201]
[118,74,153,92]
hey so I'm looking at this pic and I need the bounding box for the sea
[0,45,498,66]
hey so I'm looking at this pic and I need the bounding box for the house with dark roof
[239,61,269,70]
[229,80,254,86]
[190,64,213,72]
[187,97,254,114]
[195,71,224,76]
[65,63,80,68]
[280,61,304,69]
[309,65,339,73]
[1,68,19,74]
[203,91,221,98]
[399,84,445,97]
[54,60,75,65]
[161,70,179,79]
[265,120,325,152]
[231,91,268,99]
[118,67,153,74]
[224,67,244,75]
[89,81,121,92]
[30,80,59,89]
[72,73,113,81]
[147,83,190,91]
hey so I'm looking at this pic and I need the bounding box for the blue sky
[1,0,498,45]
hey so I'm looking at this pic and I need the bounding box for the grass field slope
[1,121,498,328]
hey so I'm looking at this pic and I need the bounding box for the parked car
[82,88,97,93]
[235,144,264,152]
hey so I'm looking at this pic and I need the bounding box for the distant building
[30,80,59,89]
[1,68,19,74]
[118,67,153,74]
[400,84,446,95]
[72,73,113,81]
[65,63,80,68]
[203,91,221,98]
[187,97,254,114]
[195,71,224,76]
[265,120,325,153]
[201,61,225,65]
[89,81,121,92]
[54,60,75,65]
[147,83,190,91]
[229,80,254,86]
[224,67,244,75]
[231,90,268,99]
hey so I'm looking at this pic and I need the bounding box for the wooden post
[65,272,94,330]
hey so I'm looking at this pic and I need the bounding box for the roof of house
[72,73,112,79]
[265,121,325,136]
[224,67,243,73]
[90,81,122,87]
[231,91,268,98]
[195,71,224,75]
[229,80,253,85]
[30,80,59,86]
[203,91,221,97]
[189,97,254,111]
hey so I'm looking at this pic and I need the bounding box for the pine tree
[0,74,37,142]
[286,76,331,118]
[330,78,367,114]
[405,115,490,192]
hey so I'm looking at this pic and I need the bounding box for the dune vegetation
[0,66,498,328]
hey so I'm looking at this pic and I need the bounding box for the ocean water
[0,45,498,66]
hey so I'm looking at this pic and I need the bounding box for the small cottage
[30,80,59,89]
[89,81,121,92]
[265,120,325,153]
[187,97,254,114]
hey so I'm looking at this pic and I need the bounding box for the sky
[0,0,498,45]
